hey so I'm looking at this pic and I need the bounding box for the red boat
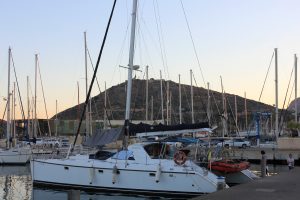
[210,160,250,173]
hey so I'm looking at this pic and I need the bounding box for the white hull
[0,148,31,164]
[31,144,223,196]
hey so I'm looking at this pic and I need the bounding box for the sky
[1,0,300,119]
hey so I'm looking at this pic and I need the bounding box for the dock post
[261,150,267,178]
[68,190,80,200]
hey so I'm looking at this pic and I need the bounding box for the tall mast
[13,82,16,139]
[244,92,247,130]
[145,65,149,121]
[104,82,107,129]
[235,95,238,126]
[151,96,153,121]
[27,76,31,138]
[77,81,80,121]
[55,99,58,137]
[220,76,227,137]
[190,69,194,123]
[295,54,298,122]
[274,48,279,139]
[166,81,169,125]
[207,82,211,126]
[34,54,38,137]
[160,70,164,123]
[179,74,182,124]
[7,47,11,148]
[125,0,138,121]
[84,31,89,136]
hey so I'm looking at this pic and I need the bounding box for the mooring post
[68,190,80,200]
[261,150,267,178]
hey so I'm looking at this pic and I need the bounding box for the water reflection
[0,165,165,200]
[249,163,290,176]
[0,165,32,200]
[32,188,162,200]
[0,164,291,200]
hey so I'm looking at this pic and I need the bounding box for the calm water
[0,164,290,200]
[0,165,165,200]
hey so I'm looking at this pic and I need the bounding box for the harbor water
[0,164,290,200]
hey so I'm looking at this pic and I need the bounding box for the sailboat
[0,47,31,165]
[31,0,224,196]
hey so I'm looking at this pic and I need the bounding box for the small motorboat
[210,159,250,173]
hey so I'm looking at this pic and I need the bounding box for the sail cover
[129,122,209,134]
[84,128,123,147]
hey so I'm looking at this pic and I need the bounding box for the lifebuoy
[173,151,187,165]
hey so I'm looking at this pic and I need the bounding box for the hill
[53,79,275,129]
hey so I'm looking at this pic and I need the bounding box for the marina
[1,0,300,199]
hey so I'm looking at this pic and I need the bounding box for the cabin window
[98,170,103,173]
[144,143,171,159]
[64,166,69,170]
[149,173,155,177]
[111,150,135,160]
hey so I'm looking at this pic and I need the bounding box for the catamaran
[31,0,225,196]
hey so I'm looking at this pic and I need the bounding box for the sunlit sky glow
[1,0,300,119]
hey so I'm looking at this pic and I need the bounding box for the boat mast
[235,95,238,127]
[55,99,58,137]
[274,48,279,139]
[190,69,194,123]
[220,76,227,137]
[166,81,169,125]
[7,48,11,148]
[179,74,182,124]
[151,96,153,121]
[34,54,38,137]
[27,76,31,138]
[13,82,16,139]
[207,82,211,126]
[145,65,149,121]
[244,92,247,130]
[160,70,164,123]
[124,0,138,145]
[104,81,107,129]
[295,54,298,122]
[84,31,90,137]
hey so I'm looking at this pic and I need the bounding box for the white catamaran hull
[31,154,221,196]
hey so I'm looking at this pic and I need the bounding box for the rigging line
[140,16,163,66]
[180,0,206,88]
[225,96,241,137]
[192,71,209,119]
[210,91,221,115]
[111,20,130,87]
[86,47,102,119]
[279,81,295,135]
[182,83,192,114]
[152,0,169,79]
[258,52,275,102]
[87,47,113,128]
[136,20,146,77]
[278,66,294,135]
[154,0,169,79]
[139,23,154,67]
[36,57,52,136]
[71,0,117,151]
[1,100,8,121]
[10,53,25,121]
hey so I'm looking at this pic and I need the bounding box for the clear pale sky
[1,0,300,119]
